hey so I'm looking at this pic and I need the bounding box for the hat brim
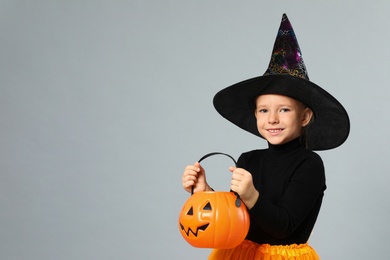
[213,74,350,150]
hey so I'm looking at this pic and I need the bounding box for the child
[182,14,350,259]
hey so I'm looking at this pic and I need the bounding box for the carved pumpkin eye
[203,202,212,211]
[187,207,193,215]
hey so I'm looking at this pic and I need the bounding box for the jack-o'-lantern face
[178,191,250,249]
[179,200,213,238]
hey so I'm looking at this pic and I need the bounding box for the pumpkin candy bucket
[178,152,250,249]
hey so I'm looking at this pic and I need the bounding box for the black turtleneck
[237,138,326,245]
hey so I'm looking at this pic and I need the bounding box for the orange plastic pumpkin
[178,152,250,249]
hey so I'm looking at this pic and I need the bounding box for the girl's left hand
[230,167,259,209]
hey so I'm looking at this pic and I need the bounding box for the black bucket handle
[190,152,242,207]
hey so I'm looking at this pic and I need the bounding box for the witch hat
[213,14,349,150]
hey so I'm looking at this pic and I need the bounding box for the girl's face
[255,94,313,146]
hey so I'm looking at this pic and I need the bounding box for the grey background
[1,0,389,259]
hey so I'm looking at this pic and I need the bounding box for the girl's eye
[258,109,268,113]
[280,108,290,112]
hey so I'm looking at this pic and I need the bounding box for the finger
[184,168,199,178]
[231,178,240,186]
[195,162,205,173]
[230,184,239,195]
[183,174,196,184]
[183,173,197,184]
[183,180,195,189]
[181,172,196,185]
[187,175,197,182]
[233,167,246,175]
[185,165,198,172]
[232,172,244,181]
[191,164,202,172]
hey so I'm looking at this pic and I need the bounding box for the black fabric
[237,138,326,245]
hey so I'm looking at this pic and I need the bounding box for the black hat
[213,14,350,150]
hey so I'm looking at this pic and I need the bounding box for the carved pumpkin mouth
[180,223,209,237]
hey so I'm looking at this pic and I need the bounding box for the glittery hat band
[263,13,309,80]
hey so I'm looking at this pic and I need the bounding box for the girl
[182,14,349,259]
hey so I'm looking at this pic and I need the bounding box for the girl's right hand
[182,162,211,193]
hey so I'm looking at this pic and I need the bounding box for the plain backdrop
[1,1,389,259]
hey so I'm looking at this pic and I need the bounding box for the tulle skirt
[208,240,320,260]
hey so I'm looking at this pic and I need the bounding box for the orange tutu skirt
[208,240,320,260]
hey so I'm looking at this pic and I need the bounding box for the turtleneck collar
[267,138,304,154]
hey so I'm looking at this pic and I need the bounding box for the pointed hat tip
[264,13,309,80]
